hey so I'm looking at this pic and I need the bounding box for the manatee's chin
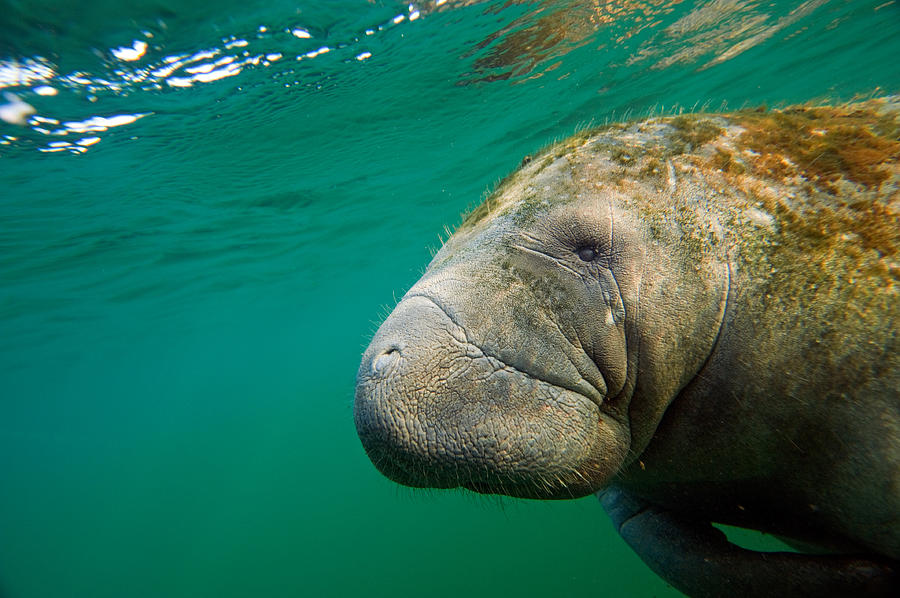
[458,417,627,499]
[356,370,630,500]
[463,478,597,500]
[363,408,627,500]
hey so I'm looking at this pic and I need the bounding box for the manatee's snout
[354,296,469,489]
[355,294,630,499]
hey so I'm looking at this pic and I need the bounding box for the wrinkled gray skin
[355,99,899,596]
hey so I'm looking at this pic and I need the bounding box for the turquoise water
[1,1,898,596]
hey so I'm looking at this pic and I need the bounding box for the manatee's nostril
[372,347,401,375]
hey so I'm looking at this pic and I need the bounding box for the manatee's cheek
[354,297,631,499]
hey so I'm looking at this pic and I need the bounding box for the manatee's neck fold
[624,257,732,465]
[707,261,732,369]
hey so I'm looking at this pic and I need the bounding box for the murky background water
[1,1,898,596]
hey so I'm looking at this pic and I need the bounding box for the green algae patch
[709,148,745,175]
[734,105,900,193]
[670,115,724,153]
[719,103,900,262]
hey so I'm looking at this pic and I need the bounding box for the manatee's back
[605,98,899,559]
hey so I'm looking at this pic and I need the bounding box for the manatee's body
[355,98,900,595]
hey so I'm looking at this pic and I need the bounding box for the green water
[1,1,898,596]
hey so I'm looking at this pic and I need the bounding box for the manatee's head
[355,145,728,499]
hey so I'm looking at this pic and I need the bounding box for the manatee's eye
[576,246,599,262]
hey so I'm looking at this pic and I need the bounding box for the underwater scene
[1,1,899,596]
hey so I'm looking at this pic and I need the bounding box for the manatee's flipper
[598,486,898,598]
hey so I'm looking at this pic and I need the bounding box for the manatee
[354,97,900,596]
